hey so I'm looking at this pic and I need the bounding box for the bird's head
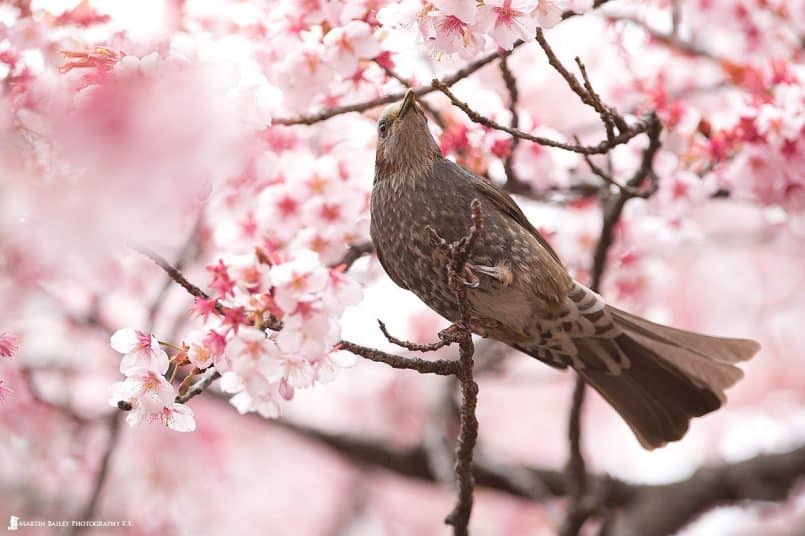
[375,89,441,177]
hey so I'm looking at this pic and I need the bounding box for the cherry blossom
[424,0,485,57]
[0,332,17,358]
[111,329,170,377]
[269,250,331,313]
[479,0,538,49]
[184,331,224,370]
[532,0,566,29]
[322,21,381,76]
[110,370,195,432]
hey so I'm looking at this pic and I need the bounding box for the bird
[369,89,760,450]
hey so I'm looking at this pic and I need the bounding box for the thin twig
[378,320,451,352]
[338,340,459,375]
[573,57,622,137]
[499,56,524,191]
[579,147,651,198]
[609,15,719,61]
[146,215,203,327]
[431,79,654,155]
[137,247,283,331]
[561,376,589,536]
[137,247,221,306]
[670,0,682,37]
[70,414,121,536]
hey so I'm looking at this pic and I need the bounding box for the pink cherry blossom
[158,403,196,432]
[316,349,358,383]
[269,250,330,313]
[184,331,223,370]
[423,0,485,58]
[323,267,364,315]
[532,0,566,29]
[220,371,281,418]
[323,21,381,77]
[263,356,318,389]
[479,0,538,50]
[0,332,18,358]
[276,305,340,358]
[111,328,170,377]
[109,370,193,431]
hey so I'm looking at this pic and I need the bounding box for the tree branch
[273,44,524,126]
[330,241,374,270]
[339,340,459,375]
[70,415,121,536]
[612,447,805,536]
[609,15,719,62]
[432,79,654,155]
[499,56,524,192]
[175,369,222,404]
[222,399,805,536]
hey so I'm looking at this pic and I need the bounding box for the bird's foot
[460,264,480,288]
[467,261,513,286]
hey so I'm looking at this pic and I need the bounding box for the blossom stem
[168,362,180,384]
[159,340,185,353]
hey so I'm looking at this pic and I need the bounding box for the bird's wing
[527,282,630,370]
[465,172,564,265]
[451,165,631,372]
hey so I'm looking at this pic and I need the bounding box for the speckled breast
[370,163,507,323]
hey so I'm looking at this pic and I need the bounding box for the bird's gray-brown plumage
[370,90,760,449]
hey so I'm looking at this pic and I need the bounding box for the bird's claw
[461,265,480,288]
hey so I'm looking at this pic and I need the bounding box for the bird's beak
[398,89,415,120]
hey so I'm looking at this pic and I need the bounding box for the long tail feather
[579,310,759,449]
[607,306,760,364]
[516,280,760,449]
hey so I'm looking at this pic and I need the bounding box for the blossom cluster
[200,249,362,418]
[378,0,575,57]
[109,249,361,429]
[109,329,196,431]
[719,67,805,211]
[1,13,272,279]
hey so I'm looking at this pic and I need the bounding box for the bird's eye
[378,120,390,139]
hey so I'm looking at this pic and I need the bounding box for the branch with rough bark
[223,403,805,536]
